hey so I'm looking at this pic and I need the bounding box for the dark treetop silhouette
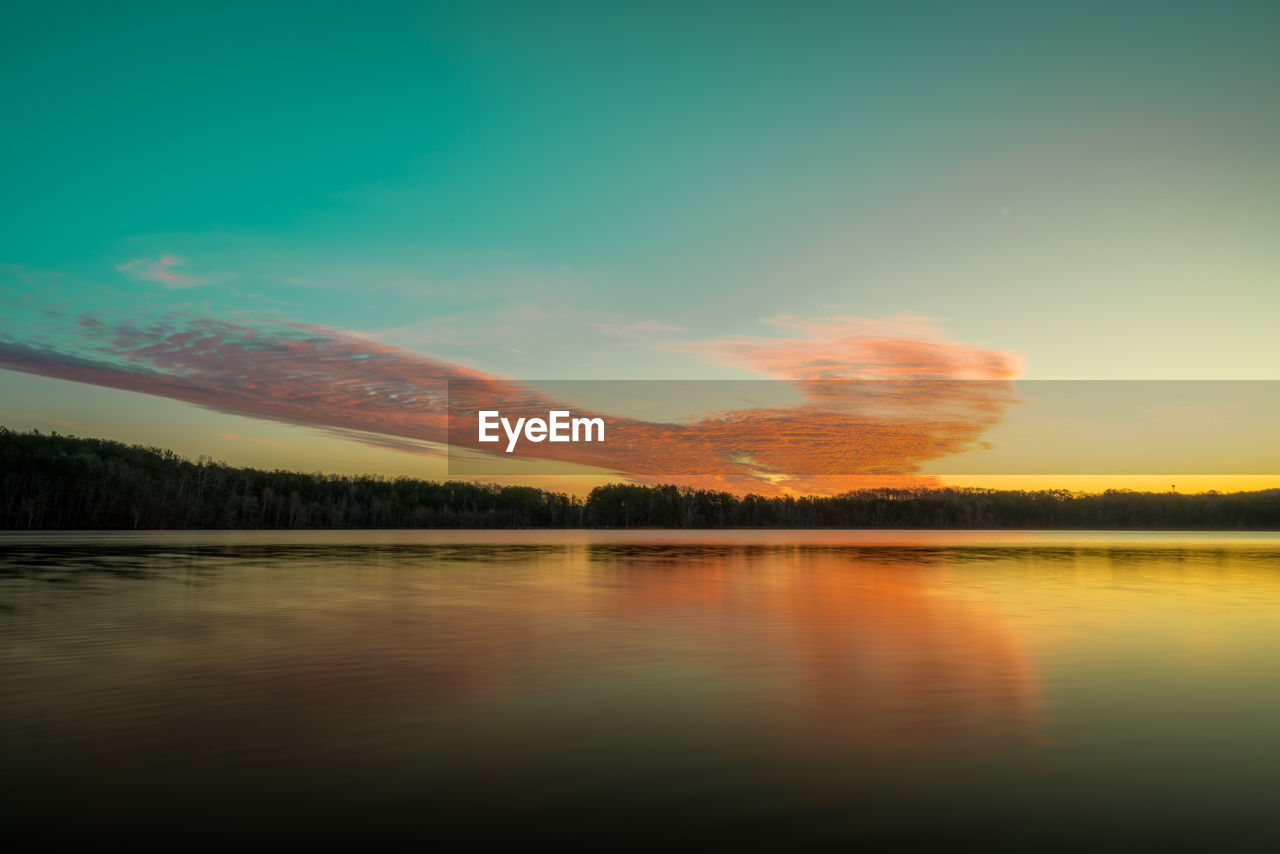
[2,428,1277,530]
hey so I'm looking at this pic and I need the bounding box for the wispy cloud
[669,313,1023,380]
[116,255,203,287]
[0,310,1021,494]
[595,319,686,341]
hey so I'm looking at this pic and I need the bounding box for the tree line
[2,427,1278,530]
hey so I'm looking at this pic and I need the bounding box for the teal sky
[2,1,1278,481]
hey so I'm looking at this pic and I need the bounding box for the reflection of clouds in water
[587,544,1046,760]
[3,540,1049,776]
[15,535,1280,779]
[772,555,1045,759]
[6,534,1280,846]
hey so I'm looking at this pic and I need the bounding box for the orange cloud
[447,314,1021,491]
[670,313,1023,380]
[0,312,1022,494]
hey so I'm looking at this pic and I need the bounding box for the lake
[3,530,1279,847]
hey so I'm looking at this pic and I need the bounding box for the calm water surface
[3,530,1279,847]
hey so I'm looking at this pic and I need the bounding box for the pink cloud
[116,255,201,287]
[0,312,1022,494]
[670,314,1023,380]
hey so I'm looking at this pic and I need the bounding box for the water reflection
[587,544,1044,761]
[2,531,1280,846]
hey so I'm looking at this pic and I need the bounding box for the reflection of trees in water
[0,543,600,778]
[26,537,1280,779]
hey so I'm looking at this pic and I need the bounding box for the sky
[2,1,1278,494]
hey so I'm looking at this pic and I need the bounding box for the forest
[2,427,1278,530]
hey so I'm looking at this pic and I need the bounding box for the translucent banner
[446,380,1280,476]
